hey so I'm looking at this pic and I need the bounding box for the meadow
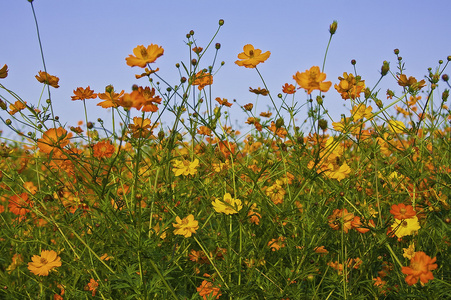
[1,4,451,300]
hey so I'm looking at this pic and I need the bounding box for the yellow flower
[235,44,270,68]
[403,243,416,259]
[0,64,8,79]
[173,214,199,238]
[351,103,372,121]
[387,120,405,134]
[293,66,332,94]
[27,250,62,276]
[391,216,421,238]
[212,193,242,215]
[172,158,199,176]
[126,44,164,68]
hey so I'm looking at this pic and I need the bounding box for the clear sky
[2,0,451,138]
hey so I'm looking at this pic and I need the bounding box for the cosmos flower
[401,251,437,286]
[35,71,60,88]
[27,250,62,276]
[293,66,332,94]
[212,193,242,215]
[173,214,199,238]
[126,44,164,68]
[235,44,270,68]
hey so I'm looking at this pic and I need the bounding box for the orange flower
[35,71,60,88]
[390,203,416,220]
[215,97,232,107]
[126,44,164,68]
[27,250,62,276]
[328,208,354,233]
[0,64,8,79]
[235,44,270,68]
[249,87,269,96]
[85,278,99,297]
[268,236,286,251]
[397,74,426,91]
[401,251,437,286]
[71,86,97,101]
[97,85,124,108]
[217,141,236,158]
[334,72,365,100]
[293,66,332,94]
[190,71,213,90]
[282,83,296,94]
[8,193,32,216]
[196,280,221,300]
[9,100,27,115]
[93,140,115,159]
[37,127,70,154]
[137,86,162,112]
[118,90,144,110]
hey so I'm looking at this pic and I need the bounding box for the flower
[391,216,421,238]
[403,243,416,259]
[350,103,372,121]
[334,72,365,100]
[401,251,437,286]
[190,71,213,90]
[172,158,199,176]
[27,250,62,276]
[173,214,199,238]
[215,97,232,107]
[137,86,162,112]
[97,85,124,108]
[197,280,221,300]
[93,140,115,159]
[35,71,60,88]
[126,44,164,68]
[37,127,70,154]
[235,44,270,68]
[282,83,296,94]
[397,74,426,91]
[212,193,242,215]
[249,87,269,96]
[85,278,99,297]
[390,203,416,220]
[293,66,332,94]
[387,120,406,134]
[268,236,286,251]
[8,193,33,216]
[0,64,8,79]
[9,100,27,115]
[328,208,354,233]
[71,86,97,101]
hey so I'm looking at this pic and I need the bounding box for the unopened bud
[442,89,449,102]
[316,95,323,105]
[442,74,449,82]
[318,119,328,130]
[329,20,338,35]
[215,43,221,50]
[191,59,197,66]
[275,118,284,128]
[351,59,356,65]
[87,122,94,129]
[376,100,383,108]
[381,61,390,76]
[189,30,194,36]
[394,49,399,55]
[219,19,224,26]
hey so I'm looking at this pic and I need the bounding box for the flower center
[248,50,254,57]
[40,258,48,264]
[140,47,148,58]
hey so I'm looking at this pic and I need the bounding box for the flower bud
[318,119,328,130]
[381,61,390,76]
[189,30,194,36]
[448,55,451,62]
[329,20,338,35]
[181,77,187,83]
[316,95,323,105]
[278,93,282,98]
[351,59,356,65]
[87,122,94,129]
[376,100,383,108]
[215,43,221,50]
[442,74,449,82]
[219,19,224,26]
[439,60,443,64]
[175,63,180,68]
[394,49,399,55]
[191,59,197,66]
[132,84,139,91]
[275,118,284,128]
[442,89,449,102]
[0,100,6,110]
[5,119,11,125]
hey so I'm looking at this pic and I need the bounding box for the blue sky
[2,0,451,138]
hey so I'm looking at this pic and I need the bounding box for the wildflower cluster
[1,13,450,299]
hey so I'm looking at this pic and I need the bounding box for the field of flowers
[1,4,451,300]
